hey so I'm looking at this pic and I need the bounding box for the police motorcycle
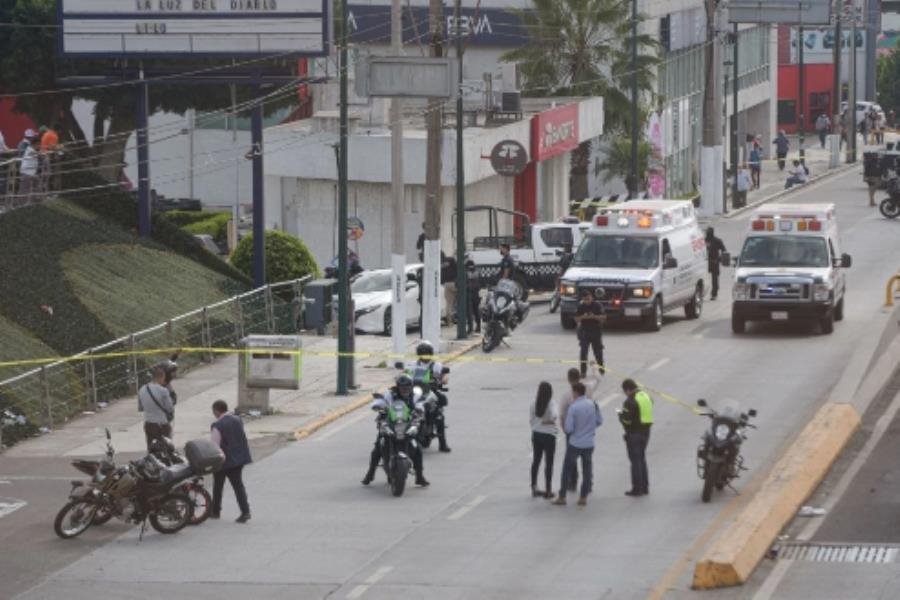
[54,429,223,539]
[695,399,757,503]
[148,437,212,525]
[881,177,900,219]
[481,278,530,353]
[399,342,450,450]
[371,380,425,497]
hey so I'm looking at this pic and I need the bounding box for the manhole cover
[774,543,900,563]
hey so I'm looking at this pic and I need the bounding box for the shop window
[778,100,797,124]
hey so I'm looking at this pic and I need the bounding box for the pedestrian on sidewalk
[705,227,726,301]
[138,364,175,452]
[558,368,599,493]
[773,130,790,171]
[749,141,761,189]
[529,381,558,499]
[784,159,808,189]
[441,252,457,325]
[815,113,831,148]
[465,260,482,334]
[735,164,751,208]
[574,290,605,379]
[553,382,603,507]
[618,379,653,497]
[210,400,252,523]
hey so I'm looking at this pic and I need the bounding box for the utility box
[303,278,336,334]
[237,335,302,413]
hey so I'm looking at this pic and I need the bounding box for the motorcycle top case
[184,439,225,475]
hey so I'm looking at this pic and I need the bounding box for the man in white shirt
[138,365,175,452]
[784,160,808,189]
[17,129,39,204]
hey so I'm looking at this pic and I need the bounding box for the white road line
[447,495,487,521]
[599,393,619,408]
[647,357,670,371]
[0,499,27,519]
[316,411,370,442]
[752,390,900,600]
[346,566,393,599]
[692,332,704,340]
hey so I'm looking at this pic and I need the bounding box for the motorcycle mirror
[393,361,404,369]
[697,399,707,407]
[748,409,758,417]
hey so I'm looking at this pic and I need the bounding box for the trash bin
[302,278,336,334]
[237,335,302,413]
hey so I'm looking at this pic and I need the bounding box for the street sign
[355,57,458,99]
[728,0,832,25]
[489,140,529,177]
[58,0,330,58]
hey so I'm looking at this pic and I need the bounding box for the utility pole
[730,24,739,210]
[701,0,723,216]
[137,62,151,237]
[629,0,639,199]
[454,0,468,340]
[422,0,444,348]
[251,78,266,288]
[848,6,858,163]
[390,0,407,357]
[799,23,806,165]
[336,0,350,394]
[832,0,843,140]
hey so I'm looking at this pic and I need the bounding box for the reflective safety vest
[407,362,434,386]
[635,390,654,425]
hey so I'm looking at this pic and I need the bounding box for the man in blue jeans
[553,382,603,507]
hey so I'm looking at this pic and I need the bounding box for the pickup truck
[456,205,589,296]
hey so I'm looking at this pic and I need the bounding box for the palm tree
[597,138,652,190]
[501,0,658,196]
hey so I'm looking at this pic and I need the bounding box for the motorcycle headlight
[561,283,577,296]
[496,296,508,309]
[733,282,750,301]
[813,283,832,302]
[631,284,654,299]
[714,423,730,441]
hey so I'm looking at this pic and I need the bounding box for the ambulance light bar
[751,217,822,232]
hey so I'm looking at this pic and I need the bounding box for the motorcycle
[695,399,757,503]
[481,278,530,353]
[54,429,202,539]
[880,178,900,219]
[373,393,422,497]
[149,437,212,525]
[400,362,450,450]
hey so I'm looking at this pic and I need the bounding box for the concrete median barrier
[692,401,861,589]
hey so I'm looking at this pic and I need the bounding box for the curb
[293,338,482,441]
[723,162,860,219]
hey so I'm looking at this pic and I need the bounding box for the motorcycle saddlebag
[184,439,225,475]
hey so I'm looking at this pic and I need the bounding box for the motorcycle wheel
[481,323,498,353]
[701,462,721,503]
[148,493,192,534]
[91,504,114,526]
[54,500,97,539]
[390,457,408,497]
[880,198,900,219]
[549,292,560,314]
[183,482,211,525]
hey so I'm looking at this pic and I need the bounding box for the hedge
[231,229,320,284]
[181,212,231,245]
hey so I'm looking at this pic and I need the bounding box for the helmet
[395,373,414,395]
[416,341,434,358]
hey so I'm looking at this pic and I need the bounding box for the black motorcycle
[54,430,195,539]
[481,279,530,353]
[149,437,212,525]
[880,178,900,219]
[695,399,757,503]
[373,394,422,497]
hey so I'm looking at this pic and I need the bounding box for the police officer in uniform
[618,378,653,496]
[406,341,451,452]
[499,243,515,280]
[574,289,606,378]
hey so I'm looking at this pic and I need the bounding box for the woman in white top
[530,381,558,499]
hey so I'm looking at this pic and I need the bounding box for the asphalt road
[8,168,900,600]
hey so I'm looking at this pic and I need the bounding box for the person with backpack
[138,364,175,452]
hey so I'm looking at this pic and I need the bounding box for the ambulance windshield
[574,235,659,269]
[740,236,829,268]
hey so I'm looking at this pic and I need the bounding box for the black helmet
[416,340,434,358]
[396,373,414,395]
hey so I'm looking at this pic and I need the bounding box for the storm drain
[774,543,900,563]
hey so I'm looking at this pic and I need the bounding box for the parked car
[340,264,445,335]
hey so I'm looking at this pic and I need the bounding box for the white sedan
[346,264,445,335]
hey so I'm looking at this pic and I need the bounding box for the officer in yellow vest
[618,378,653,496]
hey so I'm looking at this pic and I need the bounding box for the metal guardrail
[0,278,312,443]
[0,153,59,213]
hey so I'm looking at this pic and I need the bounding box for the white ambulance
[727,203,852,334]
[558,200,708,331]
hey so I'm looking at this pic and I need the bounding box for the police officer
[499,243,515,280]
[705,227,727,301]
[574,289,605,378]
[618,378,653,497]
[361,374,429,486]
[406,341,451,452]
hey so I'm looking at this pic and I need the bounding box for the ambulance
[728,203,852,334]
[558,200,708,331]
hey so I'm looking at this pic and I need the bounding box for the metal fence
[0,278,311,442]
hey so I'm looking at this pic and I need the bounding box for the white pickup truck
[457,205,589,296]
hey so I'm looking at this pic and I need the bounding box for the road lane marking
[599,393,619,408]
[315,411,370,441]
[751,389,900,600]
[647,357,670,371]
[346,566,393,599]
[0,498,27,519]
[447,495,487,521]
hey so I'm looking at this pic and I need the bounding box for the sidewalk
[2,328,477,459]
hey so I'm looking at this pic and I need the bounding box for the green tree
[877,42,900,116]
[501,0,657,197]
[231,230,320,284]
[596,138,652,189]
[0,0,296,182]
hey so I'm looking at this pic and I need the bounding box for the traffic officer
[705,227,727,301]
[405,341,451,452]
[618,378,653,497]
[574,289,605,378]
